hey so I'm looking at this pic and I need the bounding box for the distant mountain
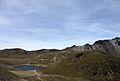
[64,37,120,57]
[0,48,61,55]
[1,37,120,57]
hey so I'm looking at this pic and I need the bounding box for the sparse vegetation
[41,51,120,81]
[0,65,20,81]
[0,38,120,81]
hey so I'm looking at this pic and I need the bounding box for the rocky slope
[64,37,120,56]
[0,37,120,57]
[0,65,22,81]
[41,51,120,81]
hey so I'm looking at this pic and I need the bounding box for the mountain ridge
[0,37,120,81]
[0,37,120,57]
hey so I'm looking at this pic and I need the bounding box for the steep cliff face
[93,38,120,56]
[64,37,120,56]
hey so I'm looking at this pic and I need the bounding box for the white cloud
[0,0,120,50]
[0,17,11,25]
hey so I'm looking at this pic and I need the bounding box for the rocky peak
[94,40,110,45]
[112,37,120,40]
[64,37,120,56]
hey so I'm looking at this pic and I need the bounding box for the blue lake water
[15,65,42,70]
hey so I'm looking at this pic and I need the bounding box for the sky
[0,0,120,50]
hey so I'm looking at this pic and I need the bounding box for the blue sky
[0,0,120,50]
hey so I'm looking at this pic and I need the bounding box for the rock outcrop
[0,37,120,56]
[64,37,120,56]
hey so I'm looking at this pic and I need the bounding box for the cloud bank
[0,0,120,50]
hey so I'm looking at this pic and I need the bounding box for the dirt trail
[40,74,71,79]
[34,70,71,80]
[20,78,28,81]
